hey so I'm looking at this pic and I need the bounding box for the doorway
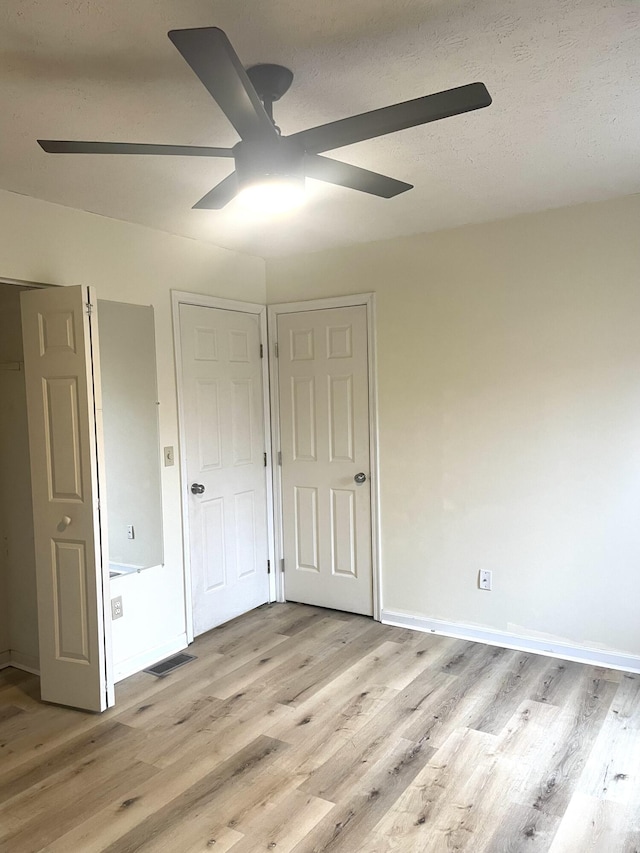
[173,292,381,636]
[173,292,274,640]
[268,294,381,619]
[0,280,40,676]
[2,280,172,712]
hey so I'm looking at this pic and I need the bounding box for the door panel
[21,285,113,711]
[278,305,373,615]
[180,305,269,636]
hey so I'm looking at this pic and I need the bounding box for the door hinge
[267,559,271,575]
[278,450,282,466]
[260,343,264,359]
[85,302,94,316]
[280,558,285,573]
[263,451,267,467]
[274,341,279,358]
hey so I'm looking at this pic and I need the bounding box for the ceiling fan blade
[192,172,239,209]
[38,140,235,157]
[168,28,276,142]
[305,154,412,198]
[291,82,492,154]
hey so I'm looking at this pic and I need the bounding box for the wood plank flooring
[1,603,639,852]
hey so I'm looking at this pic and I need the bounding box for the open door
[20,285,114,712]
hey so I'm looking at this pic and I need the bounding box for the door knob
[354,472,367,484]
[191,483,205,495]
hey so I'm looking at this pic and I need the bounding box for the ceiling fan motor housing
[246,64,294,104]
[234,136,305,190]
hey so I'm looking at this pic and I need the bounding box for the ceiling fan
[38,27,492,211]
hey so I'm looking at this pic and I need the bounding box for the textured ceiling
[0,0,639,258]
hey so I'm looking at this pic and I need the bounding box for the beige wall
[267,193,640,658]
[0,188,265,673]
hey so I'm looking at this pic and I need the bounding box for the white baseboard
[381,610,640,675]
[113,633,188,683]
[10,651,40,675]
[0,650,39,674]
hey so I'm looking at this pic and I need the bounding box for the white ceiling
[1,0,638,258]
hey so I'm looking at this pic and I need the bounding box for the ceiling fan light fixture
[233,136,306,214]
[236,174,306,214]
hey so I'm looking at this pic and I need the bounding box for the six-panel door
[179,304,269,635]
[20,285,113,712]
[277,305,373,615]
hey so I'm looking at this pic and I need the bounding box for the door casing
[172,291,276,643]
[268,293,382,620]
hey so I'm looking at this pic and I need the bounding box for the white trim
[366,295,382,621]
[113,633,188,683]
[88,286,116,709]
[9,651,40,675]
[266,311,284,604]
[0,651,40,675]
[171,291,277,643]
[268,293,374,314]
[381,610,640,674]
[259,309,277,603]
[267,293,382,620]
[171,292,194,643]
[172,290,266,315]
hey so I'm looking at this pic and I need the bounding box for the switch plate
[164,446,175,467]
[111,596,123,620]
[479,570,492,591]
[127,524,135,540]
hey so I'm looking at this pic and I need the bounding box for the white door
[277,305,373,615]
[20,285,114,712]
[179,304,269,636]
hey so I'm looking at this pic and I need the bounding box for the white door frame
[172,291,276,643]
[267,293,382,621]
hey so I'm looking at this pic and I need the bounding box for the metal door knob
[354,472,367,484]
[191,483,205,495]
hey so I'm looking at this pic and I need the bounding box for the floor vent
[144,653,196,678]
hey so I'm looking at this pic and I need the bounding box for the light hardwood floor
[1,603,639,852]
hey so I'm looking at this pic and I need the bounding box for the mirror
[98,300,163,574]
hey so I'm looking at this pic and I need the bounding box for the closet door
[21,285,114,712]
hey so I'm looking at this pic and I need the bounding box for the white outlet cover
[479,570,492,590]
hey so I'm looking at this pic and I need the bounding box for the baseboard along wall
[381,610,640,675]
[0,649,39,675]
[113,633,189,683]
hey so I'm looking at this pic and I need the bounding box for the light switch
[164,446,175,466]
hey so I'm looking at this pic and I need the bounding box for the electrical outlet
[127,524,135,540]
[111,596,123,620]
[479,570,492,591]
[164,446,175,467]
